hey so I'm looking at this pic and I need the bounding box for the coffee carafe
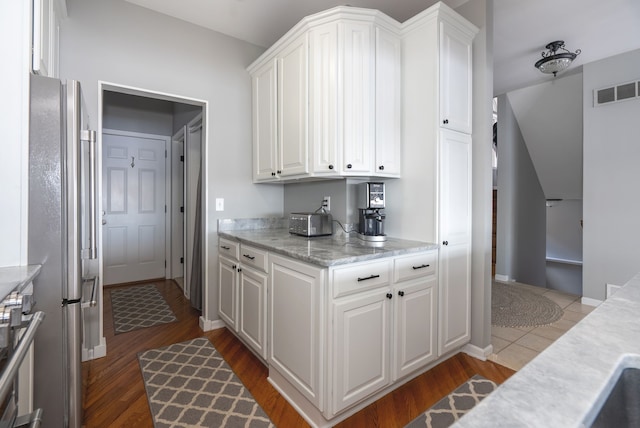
[358,182,386,242]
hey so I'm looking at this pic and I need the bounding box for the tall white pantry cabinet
[401,4,477,356]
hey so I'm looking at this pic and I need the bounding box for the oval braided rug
[492,282,564,328]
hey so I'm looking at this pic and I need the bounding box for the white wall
[457,0,494,353]
[60,0,284,323]
[583,48,640,301]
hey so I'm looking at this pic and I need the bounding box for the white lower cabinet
[238,266,267,359]
[328,252,437,417]
[218,255,238,329]
[218,240,268,360]
[393,276,437,380]
[219,237,444,425]
[331,287,392,415]
[269,254,324,409]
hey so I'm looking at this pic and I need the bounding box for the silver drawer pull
[412,264,430,270]
[243,254,256,260]
[357,274,380,282]
[221,245,230,250]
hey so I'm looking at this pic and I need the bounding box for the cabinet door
[341,21,374,175]
[238,266,267,359]
[439,19,473,134]
[438,129,472,354]
[252,59,278,181]
[374,26,401,177]
[309,23,339,175]
[278,34,309,177]
[393,277,437,381]
[332,289,391,415]
[218,255,238,329]
[269,255,324,409]
[32,0,59,77]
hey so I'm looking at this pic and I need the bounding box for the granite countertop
[0,265,42,302]
[454,272,640,428]
[218,218,438,267]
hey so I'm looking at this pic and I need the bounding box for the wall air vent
[594,80,640,106]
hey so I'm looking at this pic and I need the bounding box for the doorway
[98,84,206,316]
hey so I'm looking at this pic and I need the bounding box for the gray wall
[496,94,547,287]
[546,199,583,261]
[583,48,640,301]
[60,0,284,323]
[546,199,583,295]
[103,91,173,135]
[173,103,202,135]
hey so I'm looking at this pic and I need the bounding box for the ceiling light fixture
[535,41,581,77]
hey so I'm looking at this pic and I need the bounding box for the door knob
[102,219,107,225]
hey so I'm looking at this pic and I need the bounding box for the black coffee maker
[358,182,386,242]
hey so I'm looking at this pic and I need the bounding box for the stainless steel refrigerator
[27,73,97,428]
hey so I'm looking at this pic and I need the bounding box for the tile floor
[489,280,597,371]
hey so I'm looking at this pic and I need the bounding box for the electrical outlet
[323,196,331,211]
[215,198,224,211]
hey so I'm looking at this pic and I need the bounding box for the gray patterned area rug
[138,338,274,428]
[405,375,497,428]
[111,284,177,334]
[492,281,564,328]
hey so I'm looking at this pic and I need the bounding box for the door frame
[102,128,171,284]
[97,81,208,351]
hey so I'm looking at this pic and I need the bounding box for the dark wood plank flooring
[83,279,514,427]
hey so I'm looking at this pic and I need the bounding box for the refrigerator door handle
[81,129,97,260]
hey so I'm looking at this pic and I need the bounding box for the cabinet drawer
[394,252,436,283]
[240,245,268,272]
[332,259,391,298]
[219,238,240,260]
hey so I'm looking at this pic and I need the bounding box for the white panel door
[102,132,166,285]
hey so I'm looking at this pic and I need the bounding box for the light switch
[215,198,224,211]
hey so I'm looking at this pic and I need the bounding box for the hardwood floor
[83,280,514,427]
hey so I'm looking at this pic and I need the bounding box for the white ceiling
[124,0,640,95]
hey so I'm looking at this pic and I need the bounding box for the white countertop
[0,265,42,302]
[218,217,438,267]
[454,272,640,427]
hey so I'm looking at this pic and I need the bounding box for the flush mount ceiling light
[535,41,581,77]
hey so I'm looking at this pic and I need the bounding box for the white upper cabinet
[251,34,309,182]
[439,19,474,134]
[32,0,64,78]
[374,26,402,176]
[251,60,279,181]
[340,21,374,176]
[248,7,402,182]
[277,34,309,178]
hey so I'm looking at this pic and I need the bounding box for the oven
[0,283,44,428]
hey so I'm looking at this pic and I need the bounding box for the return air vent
[594,80,640,106]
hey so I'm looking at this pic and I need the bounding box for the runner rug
[138,337,274,428]
[111,284,177,334]
[404,375,497,428]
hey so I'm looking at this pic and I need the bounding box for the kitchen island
[218,218,460,427]
[454,272,640,427]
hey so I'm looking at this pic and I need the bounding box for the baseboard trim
[494,274,509,282]
[82,337,107,361]
[462,343,493,361]
[581,296,602,307]
[199,316,225,332]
